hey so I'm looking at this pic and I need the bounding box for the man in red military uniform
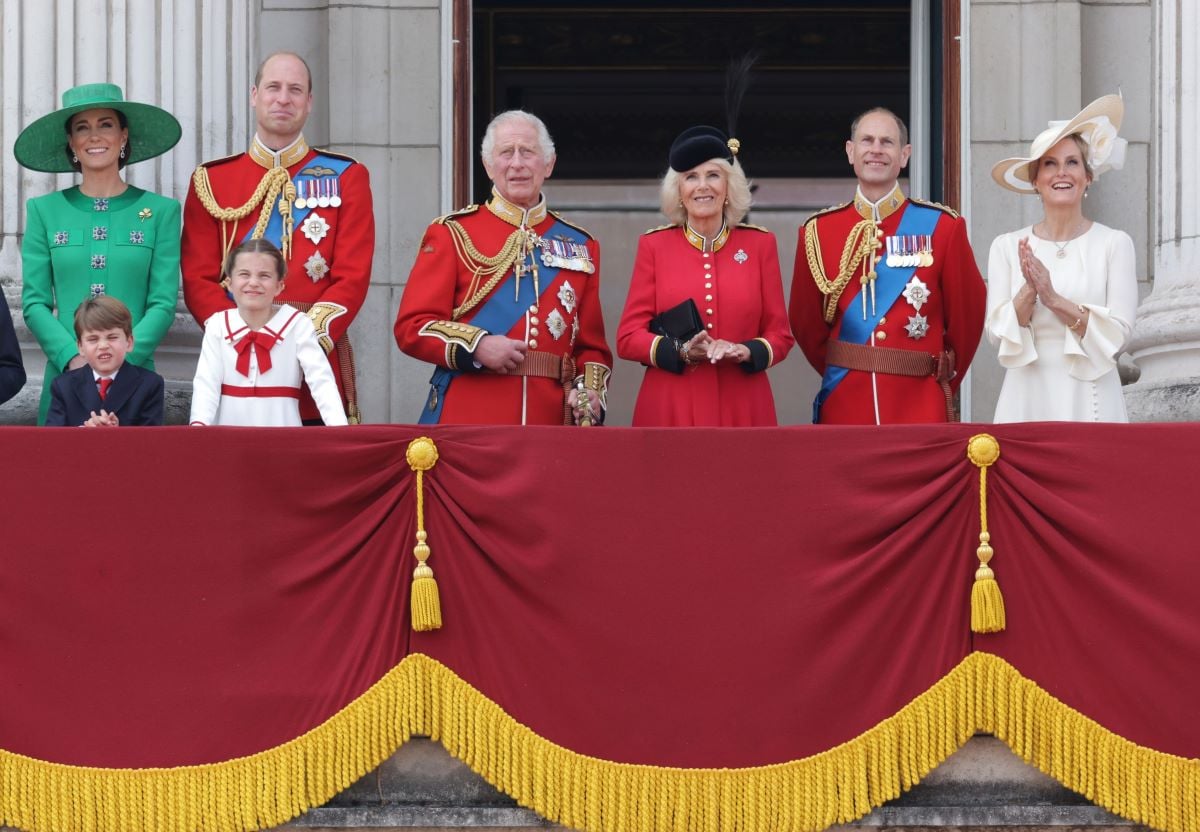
[789,108,985,424]
[395,110,611,426]
[181,52,374,423]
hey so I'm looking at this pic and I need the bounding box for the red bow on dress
[234,331,276,377]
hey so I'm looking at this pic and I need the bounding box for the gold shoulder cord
[804,216,879,323]
[192,166,298,271]
[911,196,960,219]
[444,220,530,320]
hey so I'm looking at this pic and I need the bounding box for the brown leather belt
[511,350,574,382]
[826,340,958,422]
[510,350,577,425]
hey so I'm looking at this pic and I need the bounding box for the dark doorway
[470,0,912,203]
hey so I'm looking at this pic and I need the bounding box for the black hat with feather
[667,53,756,172]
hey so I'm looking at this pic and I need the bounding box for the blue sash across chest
[812,202,940,422]
[420,217,589,424]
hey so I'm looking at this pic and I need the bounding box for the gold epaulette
[195,152,243,170]
[433,205,480,225]
[312,147,361,165]
[643,223,679,235]
[549,210,594,240]
[803,199,853,225]
[910,197,960,219]
[737,223,771,233]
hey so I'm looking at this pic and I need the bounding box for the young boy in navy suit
[45,296,164,427]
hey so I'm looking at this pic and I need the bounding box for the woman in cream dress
[986,95,1138,422]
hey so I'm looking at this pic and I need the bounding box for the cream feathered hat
[990,94,1127,194]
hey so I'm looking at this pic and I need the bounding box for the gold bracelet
[1075,303,1094,333]
[1068,306,1087,331]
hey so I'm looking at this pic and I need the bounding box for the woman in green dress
[16,84,182,423]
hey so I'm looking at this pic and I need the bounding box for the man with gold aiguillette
[789,108,985,424]
[394,110,612,426]
[181,52,374,424]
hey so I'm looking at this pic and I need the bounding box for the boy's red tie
[97,377,112,400]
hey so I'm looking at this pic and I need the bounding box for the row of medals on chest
[883,232,935,268]
[514,230,594,278]
[874,229,934,340]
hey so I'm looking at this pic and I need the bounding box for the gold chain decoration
[967,433,1006,633]
[445,220,529,320]
[407,436,442,632]
[191,165,296,265]
[805,216,878,323]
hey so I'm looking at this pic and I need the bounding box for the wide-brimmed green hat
[14,83,182,173]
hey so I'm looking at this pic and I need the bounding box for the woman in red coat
[617,126,793,426]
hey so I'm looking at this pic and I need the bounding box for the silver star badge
[905,313,929,340]
[902,276,930,311]
[733,248,749,265]
[302,212,330,245]
[546,308,567,340]
[557,280,577,314]
[305,250,329,282]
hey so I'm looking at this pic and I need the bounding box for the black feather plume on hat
[724,51,759,156]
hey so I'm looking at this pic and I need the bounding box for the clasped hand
[1017,237,1061,305]
[82,409,120,428]
[683,332,750,365]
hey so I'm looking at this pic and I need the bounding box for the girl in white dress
[189,239,348,426]
[986,95,1138,423]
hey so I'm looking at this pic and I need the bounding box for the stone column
[1125,0,1200,420]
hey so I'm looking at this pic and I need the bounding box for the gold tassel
[406,437,442,632]
[279,176,297,260]
[967,434,1005,633]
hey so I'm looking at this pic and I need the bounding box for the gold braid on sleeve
[191,166,298,265]
[444,220,528,320]
[805,216,879,323]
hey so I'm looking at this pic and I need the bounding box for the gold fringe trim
[1,652,1196,832]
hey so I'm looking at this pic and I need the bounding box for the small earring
[678,200,684,208]
[1084,188,1089,199]
[120,145,126,160]
[71,153,78,163]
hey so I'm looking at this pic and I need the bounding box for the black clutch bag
[649,298,704,342]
